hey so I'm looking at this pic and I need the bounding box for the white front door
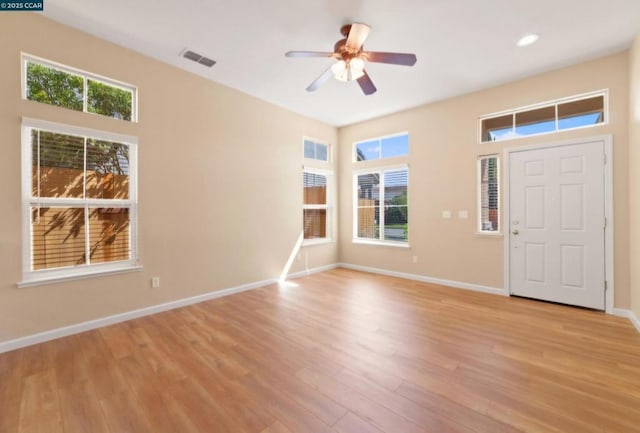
[508,139,606,310]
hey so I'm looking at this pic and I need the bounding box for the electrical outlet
[412,255,418,264]
[442,210,452,219]
[151,277,160,288]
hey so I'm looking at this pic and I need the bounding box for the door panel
[560,184,584,230]
[525,186,545,228]
[509,140,605,310]
[560,245,584,288]
[525,243,546,283]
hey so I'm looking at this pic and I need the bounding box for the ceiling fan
[286,23,417,95]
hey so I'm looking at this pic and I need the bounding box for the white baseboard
[287,263,338,280]
[0,262,340,354]
[612,308,640,333]
[337,263,508,297]
[0,277,278,354]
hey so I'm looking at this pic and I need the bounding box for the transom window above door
[479,90,606,143]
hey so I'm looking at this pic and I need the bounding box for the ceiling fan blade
[306,65,334,92]
[357,70,377,95]
[346,23,371,51]
[286,51,335,58]
[365,52,417,66]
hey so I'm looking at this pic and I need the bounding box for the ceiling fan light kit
[286,22,417,95]
[331,58,365,82]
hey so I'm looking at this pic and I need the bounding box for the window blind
[29,125,135,271]
[479,156,499,232]
[303,171,328,239]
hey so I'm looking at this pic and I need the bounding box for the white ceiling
[44,0,640,127]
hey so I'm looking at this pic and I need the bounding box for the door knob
[512,229,519,235]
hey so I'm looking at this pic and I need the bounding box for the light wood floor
[1,268,640,433]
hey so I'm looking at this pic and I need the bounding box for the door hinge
[604,217,607,230]
[603,154,607,164]
[605,281,608,291]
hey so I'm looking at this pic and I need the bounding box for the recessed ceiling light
[516,33,540,47]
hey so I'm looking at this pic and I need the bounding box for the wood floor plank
[99,322,138,360]
[163,378,249,433]
[0,268,638,433]
[18,369,63,433]
[99,390,156,433]
[333,412,386,433]
[50,336,89,388]
[260,420,295,433]
[58,382,110,433]
[296,366,430,433]
[236,373,335,433]
[0,349,24,433]
[335,368,521,433]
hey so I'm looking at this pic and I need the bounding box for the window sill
[352,239,410,248]
[476,231,503,238]
[302,238,334,247]
[18,264,143,288]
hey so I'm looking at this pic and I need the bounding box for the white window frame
[353,132,409,162]
[303,137,330,162]
[302,167,333,246]
[477,155,501,235]
[19,118,140,287]
[478,89,608,143]
[21,53,138,123]
[352,165,409,247]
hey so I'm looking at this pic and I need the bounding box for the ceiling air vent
[181,49,216,68]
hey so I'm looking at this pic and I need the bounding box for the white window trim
[352,164,409,246]
[19,117,139,287]
[477,154,501,235]
[302,167,333,246]
[303,137,330,163]
[478,89,608,144]
[353,131,409,162]
[21,53,138,123]
[352,239,410,248]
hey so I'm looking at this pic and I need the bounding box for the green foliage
[88,139,129,175]
[26,63,83,111]
[26,62,132,121]
[390,191,407,206]
[386,191,408,225]
[32,130,128,175]
[87,80,132,121]
[488,157,498,181]
[32,130,84,169]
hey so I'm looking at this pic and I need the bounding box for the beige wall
[629,35,640,319]
[338,52,630,309]
[0,14,337,343]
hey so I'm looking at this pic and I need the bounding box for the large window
[21,119,138,285]
[478,155,500,233]
[303,170,331,243]
[479,91,606,142]
[23,55,137,122]
[354,168,408,244]
[354,133,409,161]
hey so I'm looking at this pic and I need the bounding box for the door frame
[502,135,614,313]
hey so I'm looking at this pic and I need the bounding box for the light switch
[442,210,451,219]
[458,210,469,219]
